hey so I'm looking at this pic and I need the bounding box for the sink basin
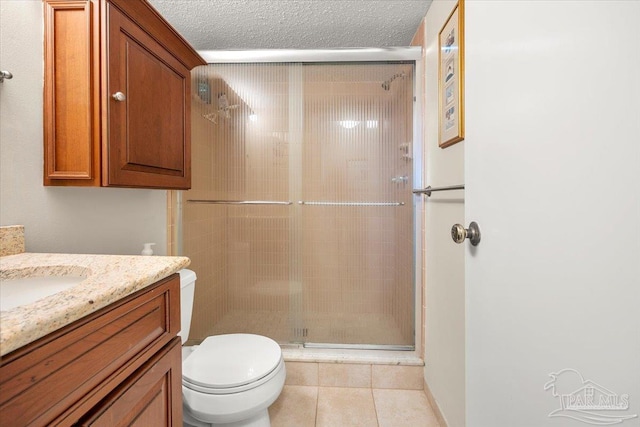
[0,273,87,312]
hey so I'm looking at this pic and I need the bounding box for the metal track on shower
[298,201,404,206]
[187,199,405,206]
[188,199,293,205]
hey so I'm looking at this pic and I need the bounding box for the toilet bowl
[179,270,285,427]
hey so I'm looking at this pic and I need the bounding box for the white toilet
[178,269,286,427]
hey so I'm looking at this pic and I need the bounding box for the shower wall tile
[319,363,372,388]
[183,80,241,341]
[372,365,424,390]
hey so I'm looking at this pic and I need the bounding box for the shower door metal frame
[191,49,424,353]
[199,47,422,63]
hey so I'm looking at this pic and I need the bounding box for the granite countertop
[0,252,190,356]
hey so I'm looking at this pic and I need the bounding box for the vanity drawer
[0,274,180,427]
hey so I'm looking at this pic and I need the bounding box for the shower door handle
[451,222,481,246]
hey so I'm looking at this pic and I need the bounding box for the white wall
[465,1,640,426]
[422,1,465,427]
[0,1,167,255]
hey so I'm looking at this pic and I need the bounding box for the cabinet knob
[112,92,126,102]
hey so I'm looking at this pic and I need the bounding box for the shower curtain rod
[197,47,422,63]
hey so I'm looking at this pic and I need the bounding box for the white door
[464,1,640,426]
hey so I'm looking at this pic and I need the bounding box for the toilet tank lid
[178,269,197,288]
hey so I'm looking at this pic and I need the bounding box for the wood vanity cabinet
[43,0,206,189]
[0,274,182,426]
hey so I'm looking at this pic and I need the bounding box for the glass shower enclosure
[180,49,419,349]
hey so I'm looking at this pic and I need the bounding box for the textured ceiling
[148,0,432,50]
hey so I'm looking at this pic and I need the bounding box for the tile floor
[268,385,442,427]
[266,361,438,426]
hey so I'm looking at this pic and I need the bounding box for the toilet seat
[183,334,283,395]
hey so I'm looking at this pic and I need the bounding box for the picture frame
[438,0,465,148]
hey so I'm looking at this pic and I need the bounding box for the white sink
[0,275,86,311]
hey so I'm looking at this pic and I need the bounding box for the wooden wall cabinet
[0,274,182,426]
[43,0,206,189]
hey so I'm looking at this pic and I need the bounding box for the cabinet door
[79,338,183,426]
[43,0,101,186]
[106,4,191,189]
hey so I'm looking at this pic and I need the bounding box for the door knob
[112,91,126,101]
[451,221,481,246]
[0,70,13,83]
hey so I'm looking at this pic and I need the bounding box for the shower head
[381,72,407,91]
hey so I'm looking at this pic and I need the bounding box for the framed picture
[438,0,465,148]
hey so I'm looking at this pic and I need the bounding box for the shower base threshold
[302,342,414,351]
[281,343,423,366]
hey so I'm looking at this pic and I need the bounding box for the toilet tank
[178,269,196,344]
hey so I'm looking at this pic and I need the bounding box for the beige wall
[0,1,167,256]
[413,1,466,426]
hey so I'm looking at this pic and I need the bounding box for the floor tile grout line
[315,360,320,427]
[372,364,379,425]
[370,387,381,427]
[314,385,319,427]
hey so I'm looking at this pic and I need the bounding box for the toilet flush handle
[451,222,481,246]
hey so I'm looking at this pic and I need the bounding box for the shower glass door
[184,60,415,348]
